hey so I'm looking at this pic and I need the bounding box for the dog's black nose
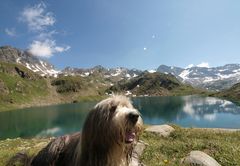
[128,112,139,124]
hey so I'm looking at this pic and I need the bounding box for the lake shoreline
[0,94,191,112]
[0,95,155,112]
[1,125,239,141]
[0,95,107,112]
[1,95,240,139]
[1,93,239,112]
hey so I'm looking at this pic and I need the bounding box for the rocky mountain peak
[0,46,59,77]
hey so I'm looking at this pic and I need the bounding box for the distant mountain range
[1,45,240,111]
[62,65,142,82]
[157,64,240,91]
[1,46,240,91]
[0,46,142,82]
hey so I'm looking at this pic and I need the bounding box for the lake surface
[0,95,240,139]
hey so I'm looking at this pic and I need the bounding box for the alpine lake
[1,95,240,140]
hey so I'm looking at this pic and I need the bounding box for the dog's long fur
[7,95,143,166]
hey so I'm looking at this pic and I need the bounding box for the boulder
[130,140,147,166]
[181,151,221,166]
[145,125,175,137]
[0,79,9,94]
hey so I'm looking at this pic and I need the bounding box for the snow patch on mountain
[179,69,190,80]
[196,62,210,68]
[148,70,156,73]
[185,64,194,69]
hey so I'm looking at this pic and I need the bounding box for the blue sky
[1,0,240,70]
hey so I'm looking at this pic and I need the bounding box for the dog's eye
[110,105,117,113]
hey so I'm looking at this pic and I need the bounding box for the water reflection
[0,102,96,139]
[182,96,240,121]
[133,96,240,128]
[133,96,186,121]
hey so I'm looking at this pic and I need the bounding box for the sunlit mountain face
[0,46,59,77]
[157,64,240,91]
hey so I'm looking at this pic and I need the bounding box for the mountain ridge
[106,72,204,96]
[157,64,240,90]
[1,46,240,91]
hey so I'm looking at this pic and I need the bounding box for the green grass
[1,126,240,166]
[0,62,49,111]
[51,76,86,93]
[140,126,240,166]
[0,138,51,166]
[76,95,107,102]
[170,84,207,96]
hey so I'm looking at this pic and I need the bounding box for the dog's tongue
[125,131,136,143]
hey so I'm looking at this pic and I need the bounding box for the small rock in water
[145,125,175,137]
[181,150,221,166]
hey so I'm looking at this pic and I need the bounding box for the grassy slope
[0,62,49,111]
[51,75,108,102]
[212,82,240,105]
[1,126,240,166]
[108,72,206,96]
[0,138,50,166]
[0,63,108,112]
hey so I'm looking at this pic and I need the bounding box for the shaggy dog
[7,95,143,166]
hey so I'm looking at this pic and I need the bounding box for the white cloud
[28,39,70,58]
[5,28,16,37]
[19,2,55,31]
[19,2,70,58]
[55,46,70,52]
[185,64,194,69]
[196,62,210,68]
[37,30,57,40]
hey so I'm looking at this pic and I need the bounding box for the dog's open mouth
[125,130,136,144]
